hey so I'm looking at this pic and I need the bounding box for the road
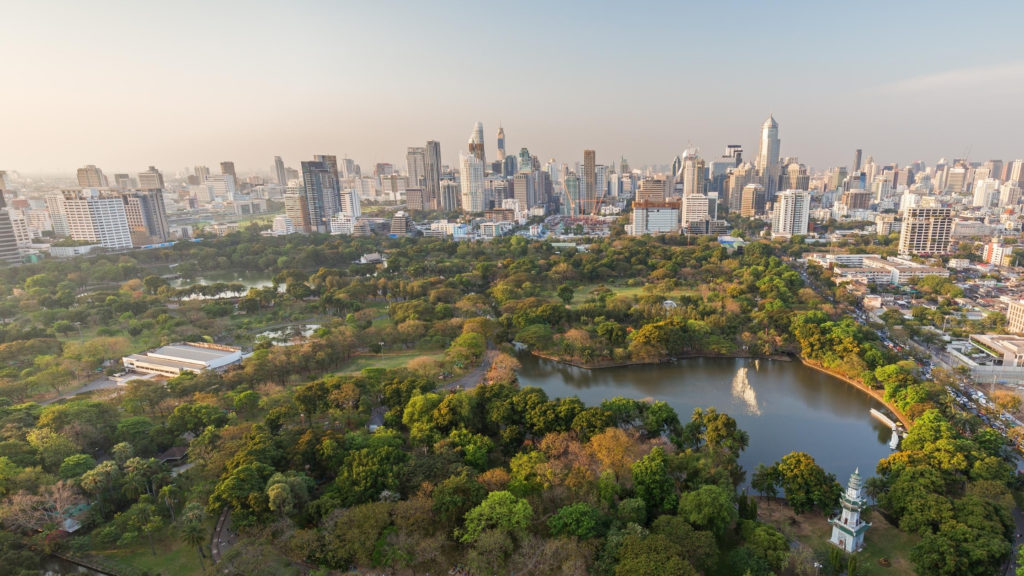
[40,375,119,405]
[442,350,497,391]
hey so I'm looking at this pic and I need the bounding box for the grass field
[92,531,205,576]
[568,282,697,306]
[757,501,917,576]
[336,350,445,373]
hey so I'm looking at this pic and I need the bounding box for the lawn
[336,350,445,373]
[567,282,697,306]
[757,500,917,576]
[91,531,206,576]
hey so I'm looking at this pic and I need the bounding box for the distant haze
[3,0,1024,175]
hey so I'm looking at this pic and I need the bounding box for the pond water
[515,354,893,483]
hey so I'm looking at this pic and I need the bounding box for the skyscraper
[468,122,486,170]
[284,189,311,233]
[496,125,506,162]
[853,149,863,172]
[513,172,533,211]
[137,166,164,190]
[563,172,580,216]
[76,165,108,188]
[301,161,337,233]
[194,165,211,183]
[755,115,780,200]
[679,150,705,197]
[459,153,485,213]
[312,155,342,218]
[899,208,953,255]
[122,189,169,244]
[0,174,19,265]
[425,141,442,211]
[220,161,237,180]
[582,150,596,215]
[406,147,426,188]
[274,156,288,186]
[770,190,810,238]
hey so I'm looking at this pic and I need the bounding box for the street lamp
[379,341,384,358]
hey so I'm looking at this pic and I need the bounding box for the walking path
[211,509,236,564]
[443,350,497,391]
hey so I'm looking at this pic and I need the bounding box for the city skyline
[3,1,1024,173]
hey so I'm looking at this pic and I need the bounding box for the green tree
[458,490,533,544]
[632,447,677,517]
[557,284,575,305]
[777,452,841,515]
[677,484,737,537]
[548,501,607,539]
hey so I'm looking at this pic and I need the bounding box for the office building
[406,147,426,189]
[678,150,705,197]
[274,156,288,186]
[301,160,337,233]
[496,125,506,162]
[220,161,237,180]
[740,183,765,217]
[840,189,872,211]
[899,208,952,255]
[771,190,810,238]
[582,150,596,215]
[973,178,1000,207]
[460,153,485,213]
[122,189,169,244]
[284,190,311,233]
[681,193,709,226]
[425,140,442,210]
[630,200,680,235]
[439,179,461,212]
[340,188,361,219]
[513,172,533,212]
[77,165,108,188]
[61,189,133,249]
[563,172,580,216]
[194,165,211,183]
[406,188,427,212]
[137,166,164,190]
[468,122,486,169]
[727,163,755,212]
[205,174,237,200]
[756,115,780,200]
[636,178,666,203]
[390,211,414,236]
[0,185,20,265]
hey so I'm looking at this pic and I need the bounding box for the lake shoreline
[529,349,913,430]
[528,350,793,369]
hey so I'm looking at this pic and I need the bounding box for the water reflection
[516,354,892,482]
[731,367,761,416]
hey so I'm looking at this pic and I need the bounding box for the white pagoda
[829,468,870,552]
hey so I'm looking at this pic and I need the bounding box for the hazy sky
[4,0,1024,176]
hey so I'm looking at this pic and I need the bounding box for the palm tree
[159,484,179,522]
[180,503,208,569]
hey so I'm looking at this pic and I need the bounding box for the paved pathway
[40,375,118,405]
[211,509,237,564]
[442,350,497,391]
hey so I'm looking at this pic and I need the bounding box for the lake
[515,354,893,484]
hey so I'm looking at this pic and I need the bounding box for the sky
[3,0,1024,176]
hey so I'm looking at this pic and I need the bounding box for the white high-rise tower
[756,115,780,201]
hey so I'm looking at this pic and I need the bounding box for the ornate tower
[829,468,870,552]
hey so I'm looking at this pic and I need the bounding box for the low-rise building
[122,342,242,377]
